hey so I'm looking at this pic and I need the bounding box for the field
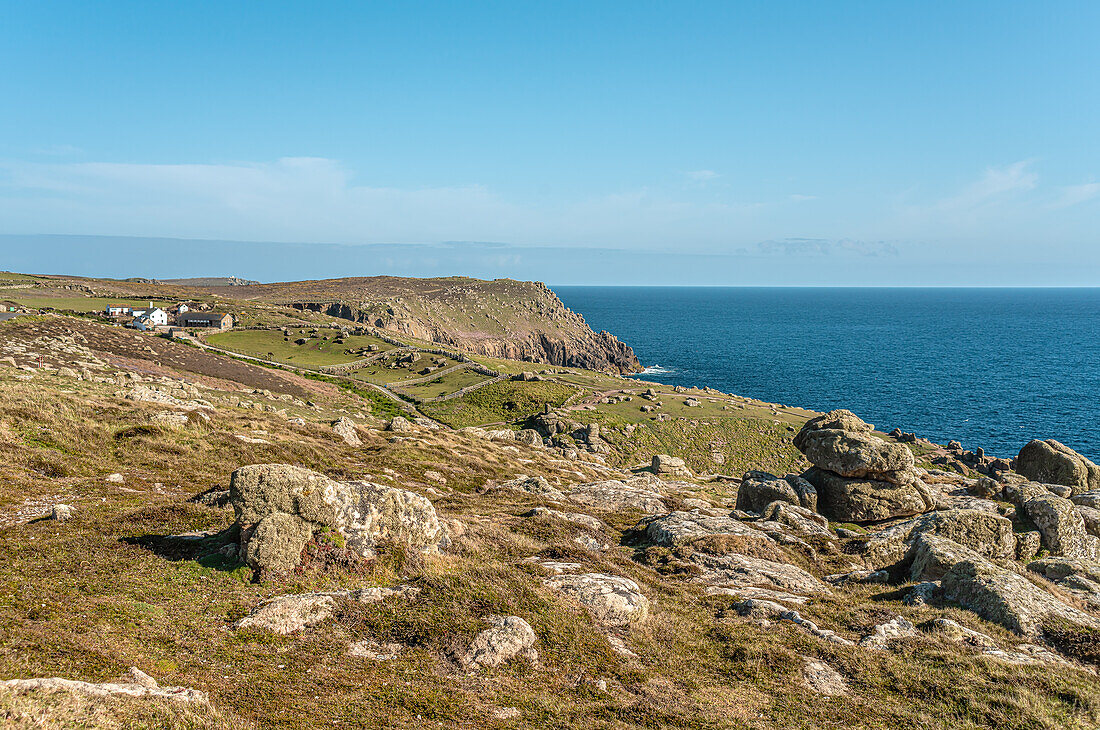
[5,296,172,313]
[421,380,579,428]
[206,329,396,368]
[391,367,491,401]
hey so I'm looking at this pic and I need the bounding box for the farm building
[178,312,233,329]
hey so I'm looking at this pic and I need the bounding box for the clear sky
[1,1,1098,284]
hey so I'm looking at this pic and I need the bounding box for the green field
[420,380,577,427]
[206,329,396,368]
[7,296,172,313]
[391,367,491,401]
[348,354,462,384]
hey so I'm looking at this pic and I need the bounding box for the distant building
[105,305,132,317]
[178,312,233,330]
[131,307,169,330]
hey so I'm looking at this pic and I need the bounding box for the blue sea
[555,287,1100,461]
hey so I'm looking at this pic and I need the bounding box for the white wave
[639,364,675,375]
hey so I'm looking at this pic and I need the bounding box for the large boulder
[1016,439,1100,495]
[910,534,1100,635]
[804,467,935,523]
[233,592,338,634]
[543,573,649,628]
[689,552,831,595]
[1021,493,1100,559]
[736,471,817,512]
[642,510,766,547]
[332,417,362,446]
[795,429,915,481]
[568,475,668,514]
[461,615,539,669]
[864,508,1016,568]
[230,464,447,574]
[652,454,692,478]
[794,409,932,523]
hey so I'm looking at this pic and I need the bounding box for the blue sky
[1,1,1099,284]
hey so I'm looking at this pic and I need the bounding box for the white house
[105,305,132,317]
[131,307,168,330]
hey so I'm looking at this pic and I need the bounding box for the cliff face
[291,279,641,374]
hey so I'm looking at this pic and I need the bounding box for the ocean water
[554,287,1100,461]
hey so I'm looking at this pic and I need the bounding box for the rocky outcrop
[689,552,831,596]
[230,464,446,575]
[910,534,1100,635]
[864,509,1016,568]
[567,475,668,514]
[795,410,934,523]
[736,471,817,513]
[1020,493,1100,559]
[461,615,539,669]
[543,573,649,628]
[1016,439,1100,495]
[642,510,766,546]
[0,668,207,703]
[332,417,362,446]
[289,279,641,374]
[651,454,692,478]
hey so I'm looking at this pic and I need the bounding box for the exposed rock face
[494,475,566,501]
[461,615,539,669]
[910,534,1100,635]
[804,468,934,523]
[543,573,649,628]
[0,669,207,703]
[864,509,1017,568]
[1021,493,1100,559]
[568,475,668,514]
[1016,439,1100,495]
[233,592,338,634]
[230,464,446,574]
[859,616,917,648]
[794,410,933,523]
[642,510,766,546]
[332,417,362,446]
[291,279,641,374]
[736,471,817,512]
[50,504,75,521]
[802,657,848,696]
[689,552,831,596]
[651,454,692,478]
[387,416,413,433]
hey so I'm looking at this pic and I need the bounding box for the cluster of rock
[795,410,936,522]
[229,464,448,576]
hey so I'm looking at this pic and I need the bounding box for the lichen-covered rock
[1022,493,1100,559]
[689,552,831,595]
[795,429,915,481]
[642,510,766,546]
[801,657,848,696]
[804,467,935,523]
[493,475,566,501]
[386,416,413,432]
[332,416,361,446]
[864,509,1016,568]
[461,615,538,669]
[859,616,917,648]
[1071,490,1100,510]
[761,501,831,536]
[568,476,668,514]
[1015,531,1042,561]
[514,429,544,448]
[544,573,649,627]
[911,534,1100,635]
[526,506,604,531]
[651,454,692,478]
[50,504,75,521]
[230,464,446,574]
[0,669,207,703]
[1016,439,1100,495]
[242,511,314,575]
[233,592,338,634]
[736,471,816,512]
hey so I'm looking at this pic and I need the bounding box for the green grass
[392,368,491,401]
[421,380,577,428]
[206,329,396,368]
[8,296,172,313]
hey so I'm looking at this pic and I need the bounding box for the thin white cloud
[1051,181,1100,209]
[683,169,720,181]
[936,160,1037,212]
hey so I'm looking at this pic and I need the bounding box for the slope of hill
[2,273,641,374]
